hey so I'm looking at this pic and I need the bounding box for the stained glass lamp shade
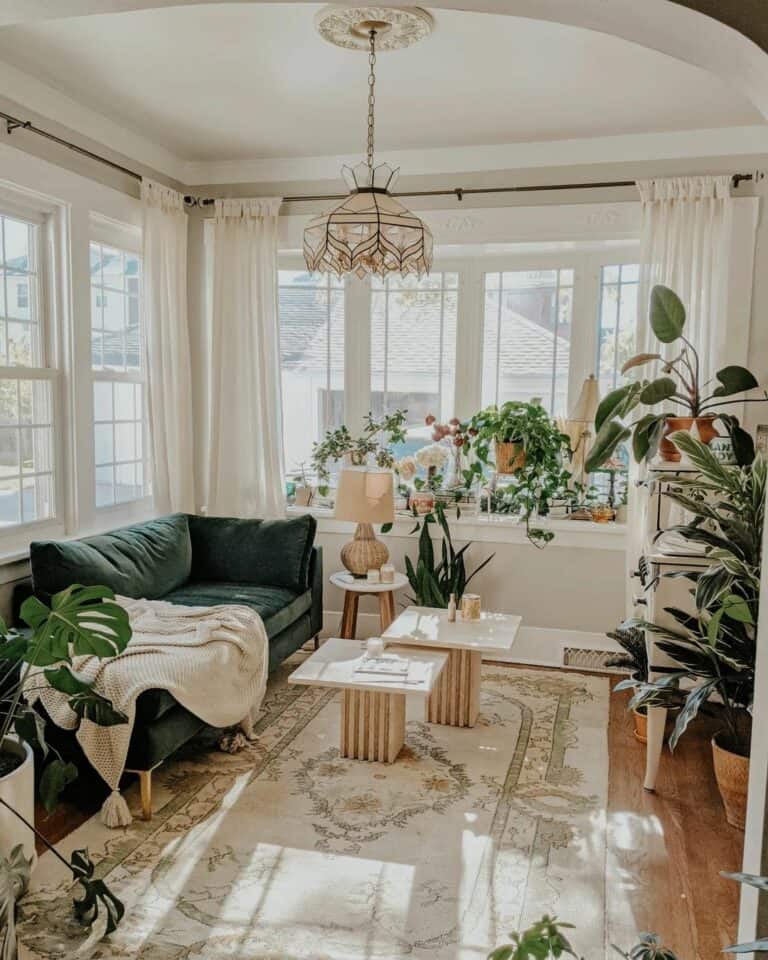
[304,161,433,279]
[303,22,433,279]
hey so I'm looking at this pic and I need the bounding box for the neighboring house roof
[279,284,569,379]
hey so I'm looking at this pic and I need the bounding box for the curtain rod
[2,107,759,202]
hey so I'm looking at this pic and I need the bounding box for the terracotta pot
[410,491,435,516]
[632,708,675,744]
[495,440,526,475]
[659,415,718,462]
[712,734,749,830]
[633,709,648,743]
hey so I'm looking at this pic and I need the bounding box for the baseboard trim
[320,611,620,671]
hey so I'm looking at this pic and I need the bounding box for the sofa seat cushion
[163,581,312,640]
[30,514,192,602]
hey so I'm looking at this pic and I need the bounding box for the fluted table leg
[425,647,481,727]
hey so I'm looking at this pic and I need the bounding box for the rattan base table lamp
[334,467,395,577]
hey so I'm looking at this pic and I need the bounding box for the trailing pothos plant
[586,284,765,472]
[619,431,764,756]
[404,501,494,607]
[311,409,408,494]
[461,401,571,546]
[486,873,768,958]
[0,584,132,952]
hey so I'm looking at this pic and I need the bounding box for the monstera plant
[0,585,131,955]
[586,284,765,471]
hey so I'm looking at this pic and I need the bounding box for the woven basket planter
[712,734,749,830]
[495,440,526,475]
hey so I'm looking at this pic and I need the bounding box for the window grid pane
[597,263,640,396]
[90,241,148,508]
[90,241,143,374]
[0,378,54,526]
[93,380,149,507]
[0,214,41,368]
[481,268,574,416]
[371,272,458,457]
[278,271,344,474]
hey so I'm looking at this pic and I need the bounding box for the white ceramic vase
[0,739,36,868]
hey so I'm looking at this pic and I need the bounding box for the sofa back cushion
[188,514,317,593]
[30,514,192,602]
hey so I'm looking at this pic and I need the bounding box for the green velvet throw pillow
[187,514,317,593]
[30,514,192,601]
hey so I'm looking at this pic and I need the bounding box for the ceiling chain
[367,29,376,171]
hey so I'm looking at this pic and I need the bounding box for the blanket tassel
[100,790,133,828]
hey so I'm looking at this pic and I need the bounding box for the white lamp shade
[334,468,395,524]
[568,373,601,424]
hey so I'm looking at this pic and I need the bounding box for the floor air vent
[562,648,626,673]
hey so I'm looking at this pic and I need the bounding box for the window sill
[288,506,626,550]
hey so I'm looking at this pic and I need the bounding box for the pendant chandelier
[304,8,434,279]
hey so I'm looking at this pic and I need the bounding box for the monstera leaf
[43,666,129,726]
[20,585,131,664]
[71,848,125,935]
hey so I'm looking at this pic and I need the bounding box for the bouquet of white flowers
[414,443,450,472]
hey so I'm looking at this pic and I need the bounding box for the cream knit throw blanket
[25,596,269,827]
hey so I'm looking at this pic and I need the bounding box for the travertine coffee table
[382,606,522,728]
[288,637,447,763]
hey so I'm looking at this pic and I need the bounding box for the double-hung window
[596,263,640,396]
[370,271,458,454]
[0,210,56,529]
[482,268,574,416]
[278,269,344,473]
[90,240,148,508]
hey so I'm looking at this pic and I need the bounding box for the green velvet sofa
[19,513,322,815]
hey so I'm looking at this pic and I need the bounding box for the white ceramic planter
[0,739,36,867]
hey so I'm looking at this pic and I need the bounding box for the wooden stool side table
[330,571,408,639]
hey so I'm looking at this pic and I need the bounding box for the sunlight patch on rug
[19,660,609,960]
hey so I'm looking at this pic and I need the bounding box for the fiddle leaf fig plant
[585,284,765,472]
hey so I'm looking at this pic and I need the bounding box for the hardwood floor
[607,685,743,959]
[33,671,743,959]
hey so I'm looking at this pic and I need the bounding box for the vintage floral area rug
[18,655,609,960]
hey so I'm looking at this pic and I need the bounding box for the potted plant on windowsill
[625,430,763,829]
[462,400,571,545]
[0,585,131,954]
[311,410,408,496]
[586,284,766,471]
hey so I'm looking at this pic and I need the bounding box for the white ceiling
[0,3,761,164]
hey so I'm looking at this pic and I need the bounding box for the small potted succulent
[586,284,766,471]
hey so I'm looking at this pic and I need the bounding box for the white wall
[314,514,626,642]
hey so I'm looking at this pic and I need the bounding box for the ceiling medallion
[314,6,433,52]
[304,8,434,279]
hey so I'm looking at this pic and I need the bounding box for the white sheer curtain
[141,179,195,513]
[207,197,285,519]
[636,176,733,374]
[626,175,759,612]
